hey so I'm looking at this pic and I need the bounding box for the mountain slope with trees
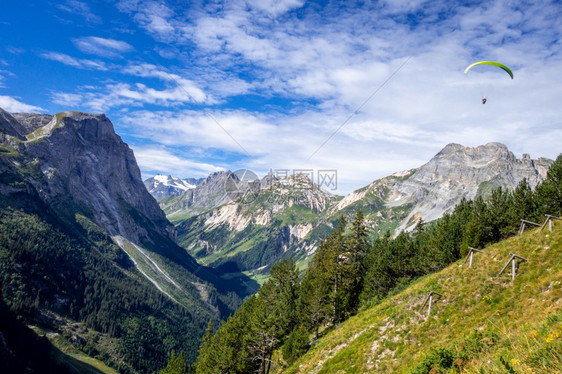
[0,109,252,373]
[193,154,562,374]
[164,143,552,284]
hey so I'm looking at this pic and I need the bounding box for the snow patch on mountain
[144,174,199,201]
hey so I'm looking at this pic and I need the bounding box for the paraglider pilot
[481,97,487,104]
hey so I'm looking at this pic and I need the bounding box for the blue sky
[1,0,561,194]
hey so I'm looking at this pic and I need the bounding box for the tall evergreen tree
[341,211,368,317]
[159,351,187,374]
[248,258,300,374]
[329,216,348,324]
[299,240,333,339]
[536,154,562,216]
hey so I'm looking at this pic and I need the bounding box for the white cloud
[114,108,438,194]
[51,92,84,107]
[0,96,44,113]
[73,36,134,58]
[131,145,226,177]
[54,0,562,192]
[41,52,108,70]
[50,80,208,112]
[57,0,102,24]
[117,0,178,41]
[6,47,25,55]
[121,63,208,102]
[48,61,213,111]
[245,0,305,16]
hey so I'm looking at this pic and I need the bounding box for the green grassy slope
[276,221,561,373]
[32,327,118,374]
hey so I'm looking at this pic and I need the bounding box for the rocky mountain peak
[0,107,28,140]
[144,174,198,201]
[160,170,238,220]
[0,108,175,244]
[389,142,551,232]
[435,142,515,163]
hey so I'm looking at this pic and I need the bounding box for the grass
[30,326,118,374]
[273,221,562,373]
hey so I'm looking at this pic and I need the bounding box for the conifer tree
[536,154,562,216]
[329,216,348,324]
[248,258,300,374]
[282,324,309,365]
[341,210,368,317]
[159,350,187,374]
[509,178,538,231]
[299,240,333,339]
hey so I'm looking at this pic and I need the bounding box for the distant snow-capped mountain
[144,174,203,201]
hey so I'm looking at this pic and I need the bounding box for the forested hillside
[0,195,207,373]
[0,111,249,373]
[193,154,562,373]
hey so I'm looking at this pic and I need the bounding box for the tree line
[172,155,562,374]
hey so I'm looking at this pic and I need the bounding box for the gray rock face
[11,112,53,133]
[0,109,175,244]
[184,177,205,186]
[161,171,242,220]
[0,108,28,140]
[168,142,553,277]
[386,142,551,232]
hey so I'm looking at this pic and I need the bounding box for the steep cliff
[341,142,552,233]
[0,108,249,372]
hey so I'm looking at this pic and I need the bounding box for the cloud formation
[10,0,561,193]
[0,96,44,113]
[42,52,108,70]
[57,0,102,24]
[73,36,134,58]
[132,146,226,178]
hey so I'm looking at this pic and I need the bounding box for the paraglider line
[144,52,251,157]
[307,55,412,161]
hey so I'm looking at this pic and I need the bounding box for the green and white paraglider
[464,61,513,104]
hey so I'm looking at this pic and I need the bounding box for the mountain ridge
[144,174,204,201]
[0,108,250,372]
[163,142,552,280]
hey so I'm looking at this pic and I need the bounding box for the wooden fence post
[498,253,528,281]
[519,219,541,235]
[540,214,561,232]
[420,290,443,318]
[463,247,484,268]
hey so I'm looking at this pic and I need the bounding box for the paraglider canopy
[464,61,513,79]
